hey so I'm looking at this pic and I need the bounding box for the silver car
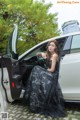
[0,24,80,111]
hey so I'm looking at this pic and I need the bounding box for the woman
[24,40,67,117]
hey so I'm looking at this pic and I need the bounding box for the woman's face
[48,42,56,53]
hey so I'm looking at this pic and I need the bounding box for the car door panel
[0,57,22,102]
[59,53,80,100]
[0,67,13,102]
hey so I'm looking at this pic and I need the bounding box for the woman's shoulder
[52,53,58,58]
[51,53,59,61]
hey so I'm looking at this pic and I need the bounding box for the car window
[71,35,80,53]
[63,36,72,51]
[23,44,47,60]
[22,38,66,61]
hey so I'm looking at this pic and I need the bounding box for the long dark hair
[46,40,60,62]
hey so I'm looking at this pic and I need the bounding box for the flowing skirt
[24,65,67,117]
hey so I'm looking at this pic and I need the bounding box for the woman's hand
[47,68,51,72]
[36,52,42,57]
[36,52,46,59]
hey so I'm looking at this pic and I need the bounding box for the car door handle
[3,80,8,84]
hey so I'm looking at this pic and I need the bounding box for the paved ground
[3,99,80,120]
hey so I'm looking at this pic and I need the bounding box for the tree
[0,0,60,55]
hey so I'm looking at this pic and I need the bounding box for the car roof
[19,31,80,60]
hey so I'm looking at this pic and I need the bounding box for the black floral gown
[24,58,67,117]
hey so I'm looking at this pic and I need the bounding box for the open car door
[6,24,18,59]
[0,24,22,103]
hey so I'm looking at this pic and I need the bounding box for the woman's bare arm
[47,54,58,72]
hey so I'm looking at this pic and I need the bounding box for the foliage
[0,0,60,55]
